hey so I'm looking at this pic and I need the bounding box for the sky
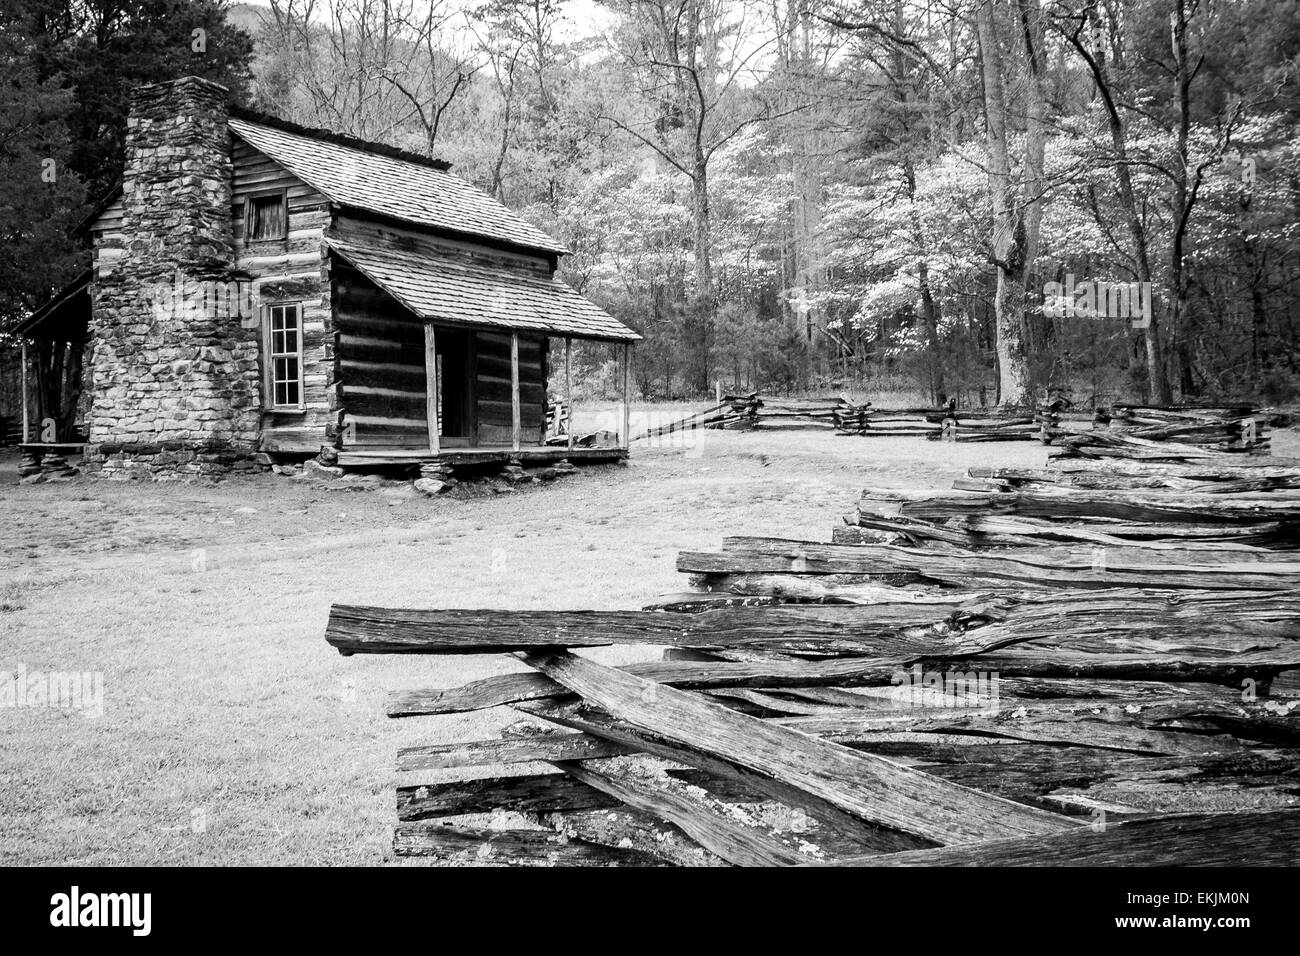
[558,1,619,41]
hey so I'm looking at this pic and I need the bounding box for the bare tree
[471,0,572,203]
[1055,1,1169,403]
[601,0,801,391]
[262,0,476,155]
[818,0,957,402]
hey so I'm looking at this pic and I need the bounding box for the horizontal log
[777,712,1247,756]
[641,592,804,611]
[861,741,1300,816]
[859,487,1300,524]
[729,535,1292,567]
[971,464,1300,490]
[337,603,1027,657]
[392,823,670,865]
[339,361,426,392]
[397,775,618,819]
[829,809,1300,866]
[1049,457,1300,477]
[396,733,628,771]
[688,569,948,597]
[1050,441,1265,461]
[848,511,1290,549]
[680,538,1300,590]
[534,806,725,866]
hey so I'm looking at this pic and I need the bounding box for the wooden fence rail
[633,395,1274,451]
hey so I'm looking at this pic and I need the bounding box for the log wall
[332,262,428,448]
[232,138,333,453]
[476,331,547,446]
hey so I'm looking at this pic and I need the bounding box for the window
[266,303,303,409]
[246,191,287,242]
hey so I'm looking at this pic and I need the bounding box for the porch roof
[326,236,641,343]
[13,269,91,341]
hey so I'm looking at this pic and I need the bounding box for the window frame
[263,301,305,412]
[244,188,289,243]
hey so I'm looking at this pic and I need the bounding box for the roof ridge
[228,105,452,173]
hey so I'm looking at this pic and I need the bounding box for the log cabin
[15,76,639,478]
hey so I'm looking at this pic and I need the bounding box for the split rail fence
[326,433,1300,866]
[634,394,1273,450]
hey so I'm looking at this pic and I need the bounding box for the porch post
[510,332,521,452]
[20,339,29,444]
[621,342,631,449]
[565,337,574,452]
[424,323,440,455]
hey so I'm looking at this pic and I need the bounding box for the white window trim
[264,301,305,412]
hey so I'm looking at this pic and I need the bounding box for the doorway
[435,327,474,443]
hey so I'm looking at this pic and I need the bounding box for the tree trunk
[1113,126,1167,403]
[975,0,1032,408]
[893,11,945,405]
[1167,0,1193,402]
[992,262,1031,407]
[917,250,945,404]
[691,156,714,395]
[58,341,83,439]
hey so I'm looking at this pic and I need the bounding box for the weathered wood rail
[636,397,1272,450]
[327,442,1300,866]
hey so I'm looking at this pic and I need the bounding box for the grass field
[2,418,1293,865]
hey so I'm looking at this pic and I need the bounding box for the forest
[2,0,1299,408]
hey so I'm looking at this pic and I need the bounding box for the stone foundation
[83,442,268,480]
[17,450,81,484]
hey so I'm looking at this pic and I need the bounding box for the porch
[10,269,90,448]
[336,445,628,468]
[327,233,640,470]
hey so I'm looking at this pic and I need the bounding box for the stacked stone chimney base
[83,441,268,480]
[84,76,263,480]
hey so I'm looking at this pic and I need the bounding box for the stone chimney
[86,76,262,479]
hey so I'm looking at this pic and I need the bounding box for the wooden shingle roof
[327,235,640,342]
[229,117,568,255]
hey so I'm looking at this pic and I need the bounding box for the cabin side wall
[231,138,334,454]
[84,202,126,430]
[89,198,125,280]
[331,260,428,447]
